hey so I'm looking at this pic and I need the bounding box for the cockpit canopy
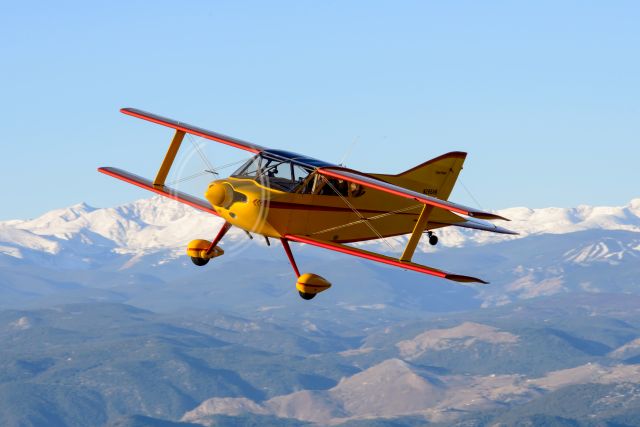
[231,153,314,192]
[231,151,364,197]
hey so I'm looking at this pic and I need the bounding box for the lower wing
[98,167,217,215]
[285,234,488,284]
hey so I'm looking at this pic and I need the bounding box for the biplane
[99,108,516,300]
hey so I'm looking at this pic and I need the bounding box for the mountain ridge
[2,196,639,261]
[1,196,639,313]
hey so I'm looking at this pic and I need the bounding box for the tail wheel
[191,257,209,266]
[298,291,316,300]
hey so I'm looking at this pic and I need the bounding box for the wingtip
[472,212,511,221]
[494,225,519,235]
[446,274,489,285]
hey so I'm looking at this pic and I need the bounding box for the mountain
[3,197,640,259]
[0,197,639,315]
[182,359,640,425]
[180,293,640,425]
[0,302,361,426]
[1,197,640,426]
[3,296,640,427]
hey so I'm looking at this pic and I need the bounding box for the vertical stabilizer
[370,151,467,201]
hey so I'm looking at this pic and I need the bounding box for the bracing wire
[321,176,395,250]
[187,134,216,172]
[311,203,422,236]
[459,177,484,211]
[166,142,250,186]
[166,171,211,186]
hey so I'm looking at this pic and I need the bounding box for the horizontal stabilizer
[285,234,488,284]
[432,217,518,235]
[98,167,217,215]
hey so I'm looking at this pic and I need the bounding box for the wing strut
[154,130,185,187]
[400,205,433,262]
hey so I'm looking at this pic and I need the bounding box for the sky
[1,1,639,220]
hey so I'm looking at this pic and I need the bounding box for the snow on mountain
[9,198,223,252]
[1,197,639,262]
[563,238,640,265]
[413,197,640,249]
[0,197,254,269]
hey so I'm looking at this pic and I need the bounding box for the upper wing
[98,167,217,215]
[285,234,488,284]
[121,108,265,153]
[317,167,508,221]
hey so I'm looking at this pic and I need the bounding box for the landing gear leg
[206,222,232,254]
[427,231,438,246]
[281,239,315,301]
[280,238,300,277]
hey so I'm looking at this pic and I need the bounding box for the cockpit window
[231,154,365,197]
[234,156,261,177]
[231,154,313,192]
[296,174,363,197]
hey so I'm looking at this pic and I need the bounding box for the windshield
[231,154,313,192]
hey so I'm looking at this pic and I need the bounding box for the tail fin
[370,151,467,201]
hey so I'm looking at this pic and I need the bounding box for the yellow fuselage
[205,176,459,243]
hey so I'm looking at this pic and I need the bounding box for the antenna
[339,137,359,167]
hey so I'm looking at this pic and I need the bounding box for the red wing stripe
[317,167,508,222]
[285,234,488,284]
[121,108,264,153]
[98,167,218,216]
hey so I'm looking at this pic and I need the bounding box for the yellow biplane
[99,108,516,300]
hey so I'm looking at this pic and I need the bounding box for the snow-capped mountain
[0,196,639,313]
[2,196,639,260]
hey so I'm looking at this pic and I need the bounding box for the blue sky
[2,1,639,220]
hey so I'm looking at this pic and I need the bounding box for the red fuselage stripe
[267,200,419,215]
